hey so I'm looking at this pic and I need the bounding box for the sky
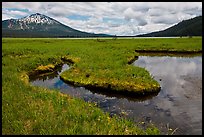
[2,2,202,36]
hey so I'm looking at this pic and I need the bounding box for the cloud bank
[2,2,202,36]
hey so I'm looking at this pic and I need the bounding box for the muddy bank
[127,55,139,64]
[28,55,76,78]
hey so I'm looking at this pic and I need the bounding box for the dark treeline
[136,16,202,37]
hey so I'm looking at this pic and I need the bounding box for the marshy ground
[2,37,202,135]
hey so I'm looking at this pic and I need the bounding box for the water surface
[133,56,202,135]
[30,55,202,135]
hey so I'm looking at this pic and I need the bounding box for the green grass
[2,37,202,135]
[60,37,201,94]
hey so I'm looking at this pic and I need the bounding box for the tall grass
[2,37,202,134]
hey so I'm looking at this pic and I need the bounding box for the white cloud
[2,2,42,11]
[2,2,202,36]
[2,9,29,20]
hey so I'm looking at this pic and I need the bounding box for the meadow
[2,37,202,135]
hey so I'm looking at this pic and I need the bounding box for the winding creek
[29,55,202,135]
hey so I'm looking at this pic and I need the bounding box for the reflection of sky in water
[31,56,202,135]
[133,56,202,97]
[133,56,202,135]
[134,56,202,77]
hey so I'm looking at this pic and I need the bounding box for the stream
[29,55,202,135]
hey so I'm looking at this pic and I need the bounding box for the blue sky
[67,14,90,21]
[2,2,202,36]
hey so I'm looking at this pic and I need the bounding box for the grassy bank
[2,37,202,134]
[60,37,201,94]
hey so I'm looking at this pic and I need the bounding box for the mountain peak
[2,13,112,38]
[18,13,58,25]
[32,13,41,15]
[29,13,47,18]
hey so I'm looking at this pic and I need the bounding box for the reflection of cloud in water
[134,56,202,134]
[134,56,201,77]
[134,56,202,97]
[30,56,202,134]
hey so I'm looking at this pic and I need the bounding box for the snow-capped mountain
[18,13,58,25]
[5,13,60,30]
[2,13,111,37]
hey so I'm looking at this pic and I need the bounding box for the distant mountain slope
[2,13,111,38]
[136,16,202,37]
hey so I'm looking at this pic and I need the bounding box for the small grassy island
[2,37,202,135]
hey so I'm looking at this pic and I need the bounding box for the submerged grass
[2,37,202,135]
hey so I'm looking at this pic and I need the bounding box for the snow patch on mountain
[5,13,61,30]
[18,13,59,25]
